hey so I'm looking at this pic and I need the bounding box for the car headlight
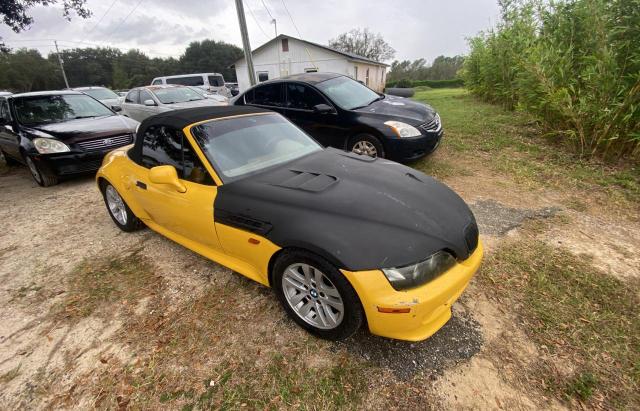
[33,138,70,154]
[382,251,457,291]
[384,121,422,138]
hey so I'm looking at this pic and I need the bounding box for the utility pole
[234,0,256,86]
[54,40,70,89]
[272,19,280,78]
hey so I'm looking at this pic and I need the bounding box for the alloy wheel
[105,185,128,226]
[351,140,378,157]
[281,263,344,330]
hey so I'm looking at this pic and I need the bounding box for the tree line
[386,56,465,86]
[0,39,243,92]
[463,0,640,160]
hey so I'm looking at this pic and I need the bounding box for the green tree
[0,0,91,50]
[179,40,243,81]
[328,28,395,62]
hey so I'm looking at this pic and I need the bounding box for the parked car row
[1,73,445,186]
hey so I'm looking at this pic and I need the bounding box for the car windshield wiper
[73,115,98,119]
[350,95,386,110]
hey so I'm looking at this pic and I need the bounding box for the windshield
[208,75,225,87]
[82,88,119,100]
[153,87,205,104]
[316,76,381,110]
[13,94,113,125]
[191,113,322,182]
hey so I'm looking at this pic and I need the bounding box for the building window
[354,66,358,80]
[282,38,289,52]
[365,68,370,86]
[257,71,269,82]
[304,68,318,73]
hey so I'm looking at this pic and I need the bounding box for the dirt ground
[1,130,638,408]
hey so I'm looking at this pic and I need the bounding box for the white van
[151,73,231,98]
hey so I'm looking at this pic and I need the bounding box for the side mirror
[313,104,333,114]
[149,165,186,193]
[143,99,156,106]
[111,105,122,112]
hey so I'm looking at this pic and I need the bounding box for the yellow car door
[129,124,222,252]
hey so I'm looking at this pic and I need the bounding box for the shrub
[463,0,640,160]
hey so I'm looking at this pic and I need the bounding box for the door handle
[136,181,147,190]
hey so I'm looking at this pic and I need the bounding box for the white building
[233,34,388,93]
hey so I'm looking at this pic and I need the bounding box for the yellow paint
[341,241,484,342]
[95,137,279,288]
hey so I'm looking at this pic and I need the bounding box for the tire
[25,156,58,187]
[1,150,20,166]
[100,182,142,232]
[273,249,364,340]
[347,134,385,158]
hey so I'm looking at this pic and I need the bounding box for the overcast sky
[1,0,500,62]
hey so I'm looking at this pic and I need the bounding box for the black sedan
[0,90,139,186]
[232,73,443,162]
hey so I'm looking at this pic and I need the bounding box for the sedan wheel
[26,157,42,184]
[282,263,344,330]
[351,140,378,158]
[25,156,58,187]
[273,250,364,340]
[347,134,385,159]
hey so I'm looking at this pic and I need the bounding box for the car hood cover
[215,148,478,270]
[353,95,436,125]
[23,115,138,144]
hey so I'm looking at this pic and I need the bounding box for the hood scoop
[275,170,338,192]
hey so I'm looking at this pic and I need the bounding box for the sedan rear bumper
[341,240,483,342]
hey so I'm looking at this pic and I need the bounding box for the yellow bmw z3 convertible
[96,106,483,341]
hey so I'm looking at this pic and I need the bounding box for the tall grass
[462,0,640,160]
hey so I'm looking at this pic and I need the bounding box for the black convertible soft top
[132,105,271,164]
[137,105,270,134]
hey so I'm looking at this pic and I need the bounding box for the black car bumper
[31,149,113,176]
[384,130,444,162]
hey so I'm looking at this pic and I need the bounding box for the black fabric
[215,148,478,271]
[131,106,270,163]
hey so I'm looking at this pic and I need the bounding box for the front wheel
[273,250,364,340]
[100,182,142,232]
[347,134,385,158]
[25,156,58,187]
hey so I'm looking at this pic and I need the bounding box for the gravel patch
[340,312,483,380]
[470,199,560,236]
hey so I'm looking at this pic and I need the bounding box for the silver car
[73,86,122,111]
[120,85,227,122]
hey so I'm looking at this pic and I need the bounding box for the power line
[281,0,303,39]
[280,0,317,68]
[86,0,118,34]
[260,0,275,21]
[245,0,270,40]
[106,0,144,40]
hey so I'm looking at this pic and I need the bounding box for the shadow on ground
[340,312,483,380]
